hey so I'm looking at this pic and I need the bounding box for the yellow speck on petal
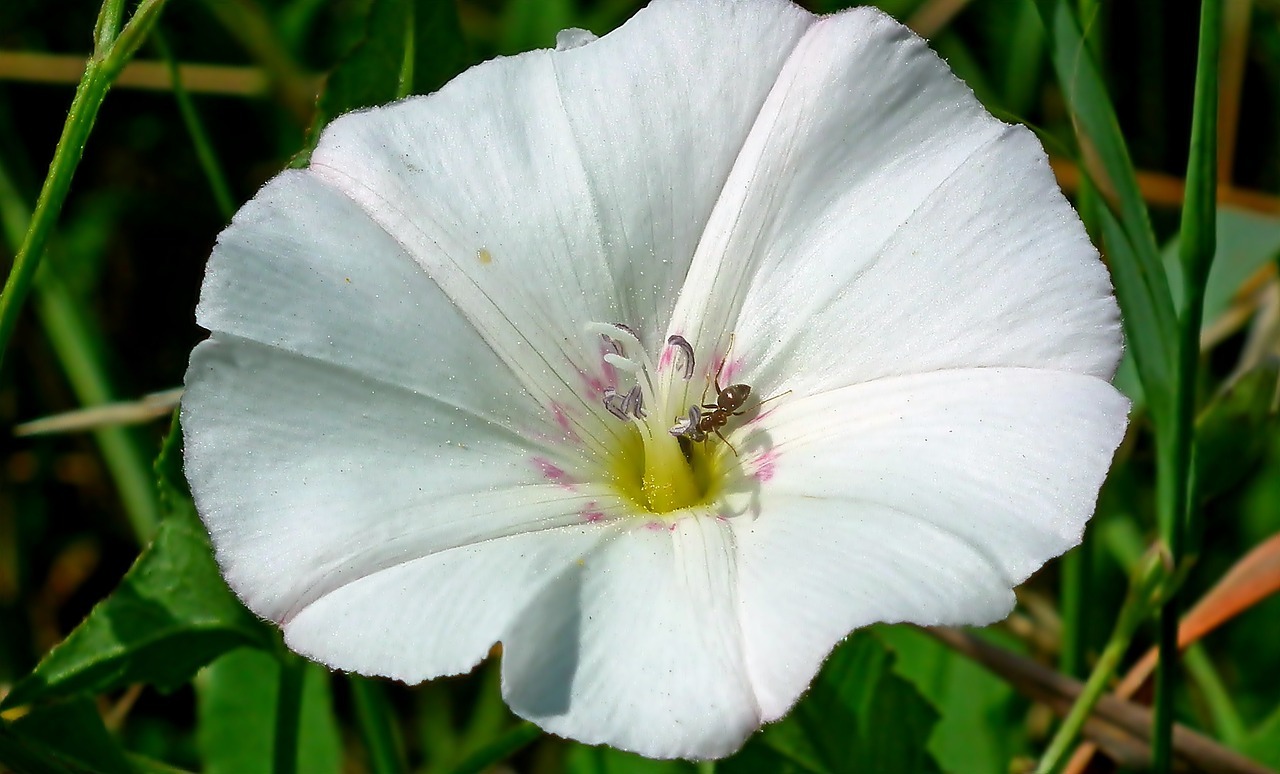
[476,248,493,264]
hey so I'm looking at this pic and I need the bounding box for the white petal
[555,28,597,50]
[183,337,628,625]
[194,170,544,434]
[730,368,1129,719]
[307,0,813,367]
[502,517,759,759]
[548,0,812,333]
[284,525,611,680]
[667,6,1119,396]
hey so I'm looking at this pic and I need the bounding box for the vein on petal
[282,506,632,625]
[303,161,628,458]
[205,333,546,453]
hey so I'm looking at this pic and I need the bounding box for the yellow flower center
[605,421,722,514]
[586,322,733,516]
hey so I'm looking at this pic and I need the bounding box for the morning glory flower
[182,0,1128,760]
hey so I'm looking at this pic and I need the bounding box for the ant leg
[714,429,739,457]
[713,333,736,395]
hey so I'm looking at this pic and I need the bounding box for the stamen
[669,405,704,441]
[603,389,631,421]
[600,333,623,357]
[624,385,646,419]
[603,353,642,374]
[666,335,695,380]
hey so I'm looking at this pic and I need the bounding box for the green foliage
[565,745,695,774]
[1196,359,1280,505]
[1033,0,1176,427]
[3,0,1279,773]
[1,422,268,710]
[195,649,342,774]
[1241,702,1280,769]
[0,509,271,709]
[877,626,1028,774]
[1164,207,1280,321]
[300,0,468,161]
[722,632,942,774]
[6,698,136,774]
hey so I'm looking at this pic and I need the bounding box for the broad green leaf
[0,719,102,774]
[1196,359,1280,504]
[195,648,342,774]
[1034,0,1177,428]
[299,0,467,163]
[310,0,409,130]
[1164,207,1280,324]
[0,510,270,709]
[155,413,195,523]
[876,625,1029,774]
[8,697,134,774]
[564,745,695,774]
[411,0,468,97]
[498,0,575,54]
[723,631,942,774]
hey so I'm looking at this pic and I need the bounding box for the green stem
[1154,1,1220,769]
[0,0,171,368]
[272,655,306,774]
[350,676,406,774]
[449,723,541,774]
[1036,547,1170,774]
[93,0,127,55]
[0,66,109,368]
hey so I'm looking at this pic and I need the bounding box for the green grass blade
[0,158,161,541]
[155,30,237,222]
[350,676,407,774]
[1033,0,1177,427]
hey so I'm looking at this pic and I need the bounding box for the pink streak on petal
[580,502,605,523]
[532,456,576,490]
[645,521,665,531]
[752,450,778,482]
[580,369,609,398]
[657,345,673,372]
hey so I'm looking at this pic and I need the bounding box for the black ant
[670,335,787,457]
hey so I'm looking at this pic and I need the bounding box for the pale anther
[669,405,705,441]
[666,335,695,380]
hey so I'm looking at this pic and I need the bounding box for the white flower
[183,0,1128,760]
